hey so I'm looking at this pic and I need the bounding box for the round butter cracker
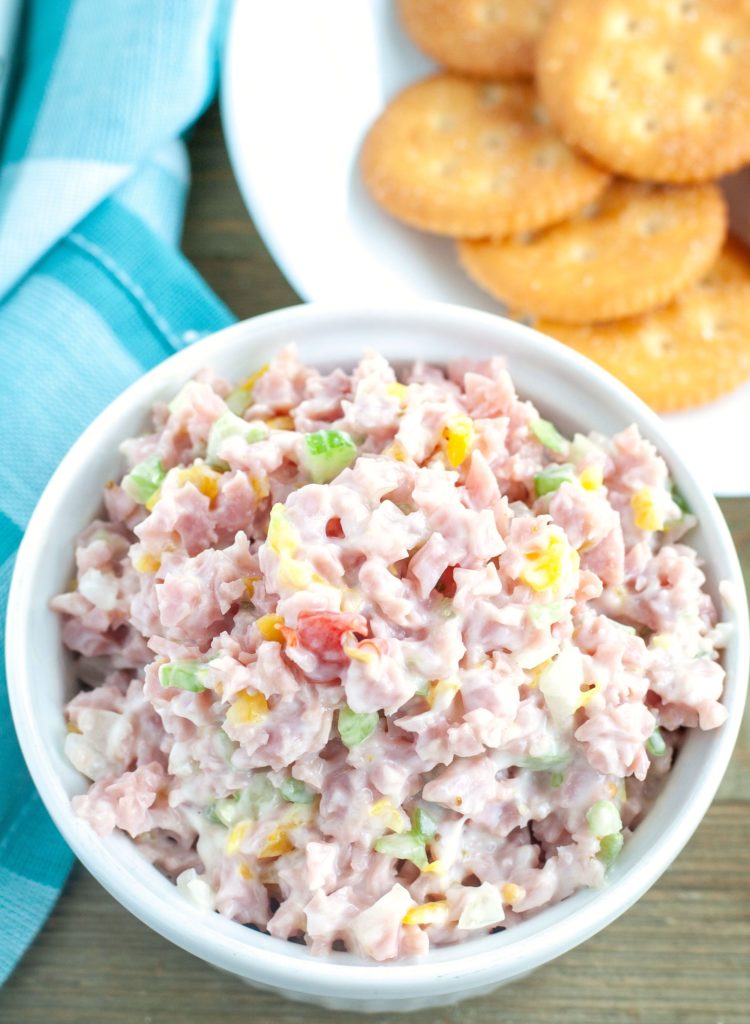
[537,0,750,183]
[398,0,553,79]
[537,248,750,412]
[458,180,727,322]
[697,235,750,288]
[361,75,611,238]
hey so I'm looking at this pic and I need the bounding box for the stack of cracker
[362,0,750,412]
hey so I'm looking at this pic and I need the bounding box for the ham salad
[54,346,729,961]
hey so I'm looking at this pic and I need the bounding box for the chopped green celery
[646,728,667,757]
[411,807,437,839]
[159,660,209,693]
[534,463,575,498]
[168,383,195,415]
[598,831,624,867]
[435,596,456,619]
[207,792,240,827]
[280,778,315,804]
[539,647,585,725]
[122,454,166,505]
[516,753,570,771]
[373,832,428,869]
[214,729,238,764]
[670,483,691,516]
[528,601,565,628]
[338,706,378,747]
[530,418,568,455]
[569,433,601,465]
[304,429,357,484]
[206,411,267,467]
[244,772,278,813]
[550,771,564,788]
[209,773,279,827]
[226,387,252,415]
[586,799,622,838]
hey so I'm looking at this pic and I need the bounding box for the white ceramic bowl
[7,303,748,1014]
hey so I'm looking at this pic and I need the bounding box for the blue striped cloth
[0,0,235,982]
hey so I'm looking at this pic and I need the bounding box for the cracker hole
[435,159,461,178]
[720,38,738,56]
[678,0,697,17]
[480,84,506,108]
[639,217,669,236]
[482,131,506,150]
[489,173,512,193]
[642,331,669,358]
[625,16,642,34]
[702,97,719,114]
[433,113,458,132]
[531,104,550,126]
[532,145,560,169]
[661,55,677,74]
[577,201,602,220]
[568,245,596,262]
[483,2,505,24]
[608,76,620,93]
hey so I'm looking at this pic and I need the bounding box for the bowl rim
[7,300,749,997]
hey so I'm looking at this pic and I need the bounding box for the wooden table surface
[2,105,749,1024]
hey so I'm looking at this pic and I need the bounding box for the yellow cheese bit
[145,487,162,512]
[421,859,445,876]
[651,633,671,650]
[267,504,315,589]
[402,901,449,926]
[443,414,475,468]
[238,863,254,881]
[369,798,407,833]
[66,720,82,735]
[579,465,603,491]
[259,827,294,859]
[344,643,375,667]
[631,487,665,532]
[244,575,260,599]
[256,613,284,643]
[282,802,315,828]
[427,678,460,709]
[135,553,161,574]
[577,681,602,709]
[521,532,580,593]
[386,382,409,405]
[502,883,524,905]
[266,415,295,431]
[178,464,220,502]
[249,476,270,500]
[240,364,269,394]
[280,556,316,589]
[384,441,408,462]
[226,820,252,856]
[226,690,269,726]
[268,504,297,556]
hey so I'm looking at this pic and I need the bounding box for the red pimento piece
[296,611,369,664]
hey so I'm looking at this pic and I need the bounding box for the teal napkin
[0,0,235,982]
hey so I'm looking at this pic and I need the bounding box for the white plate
[221,0,750,496]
